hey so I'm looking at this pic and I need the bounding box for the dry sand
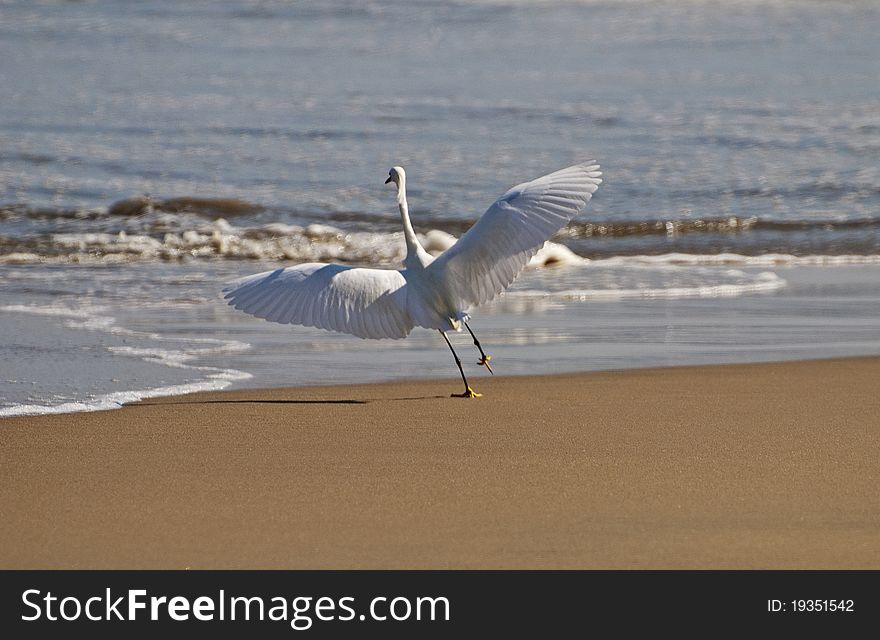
[1,357,878,569]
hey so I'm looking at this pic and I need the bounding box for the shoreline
[5,348,880,419]
[2,356,879,569]
[4,262,880,418]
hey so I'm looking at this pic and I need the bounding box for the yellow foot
[478,354,494,374]
[451,387,482,398]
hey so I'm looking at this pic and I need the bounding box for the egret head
[384,166,405,187]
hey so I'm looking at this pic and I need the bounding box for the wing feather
[223,263,413,340]
[427,162,601,308]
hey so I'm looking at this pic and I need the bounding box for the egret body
[224,162,602,396]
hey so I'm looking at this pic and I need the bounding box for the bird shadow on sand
[132,399,369,406]
[131,395,451,408]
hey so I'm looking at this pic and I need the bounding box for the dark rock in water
[108,196,263,217]
[159,197,263,216]
[108,196,154,217]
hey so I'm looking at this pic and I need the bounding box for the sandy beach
[1,356,878,569]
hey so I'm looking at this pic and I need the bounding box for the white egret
[223,162,602,397]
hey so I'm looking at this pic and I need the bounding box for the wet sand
[1,357,878,569]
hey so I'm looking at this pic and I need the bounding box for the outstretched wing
[223,263,413,339]
[427,162,601,308]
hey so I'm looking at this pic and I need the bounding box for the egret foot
[451,387,482,398]
[477,354,494,374]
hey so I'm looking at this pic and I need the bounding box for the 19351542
[768,599,854,613]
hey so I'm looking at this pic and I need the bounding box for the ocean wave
[3,199,880,267]
[8,199,880,234]
[0,378,247,418]
[506,270,785,301]
[590,253,880,267]
[561,216,880,238]
[1,220,877,269]
[0,218,585,268]
[0,303,252,417]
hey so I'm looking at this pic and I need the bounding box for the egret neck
[393,169,431,269]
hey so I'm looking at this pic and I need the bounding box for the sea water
[2,0,879,415]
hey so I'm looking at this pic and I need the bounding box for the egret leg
[441,331,481,398]
[464,322,493,374]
